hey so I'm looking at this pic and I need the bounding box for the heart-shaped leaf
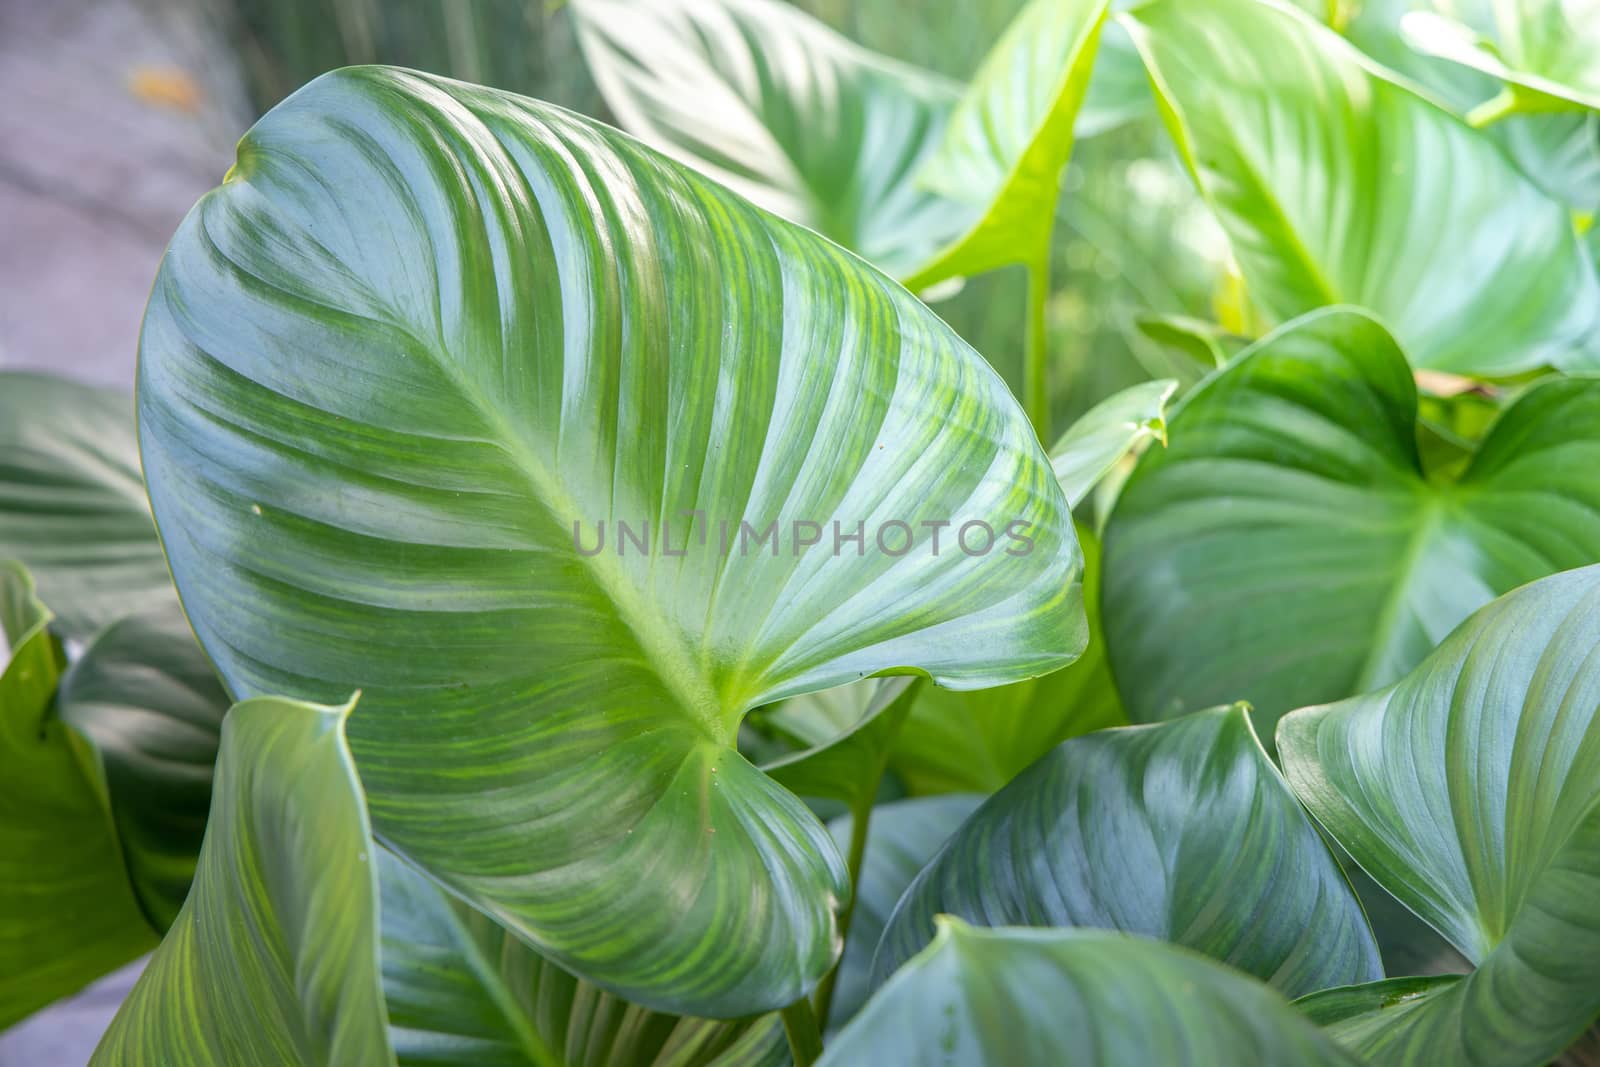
[873,705,1381,997]
[1403,4,1600,115]
[0,562,156,1029]
[55,602,230,930]
[1103,307,1600,735]
[889,525,1126,795]
[137,65,1083,1017]
[573,0,1109,293]
[379,851,787,1067]
[95,694,391,1065]
[824,922,1361,1065]
[1123,0,1600,375]
[1279,564,1600,1065]
[0,373,172,641]
[821,795,983,1033]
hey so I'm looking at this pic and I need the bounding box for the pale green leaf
[137,65,1083,1016]
[1402,3,1600,114]
[1048,378,1175,507]
[1279,565,1600,1065]
[1124,0,1600,374]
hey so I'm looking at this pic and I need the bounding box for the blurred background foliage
[157,0,1228,430]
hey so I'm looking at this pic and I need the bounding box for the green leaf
[1402,4,1600,114]
[1295,976,1463,1055]
[823,922,1361,1065]
[821,795,982,1034]
[0,373,173,641]
[874,705,1381,997]
[379,852,786,1067]
[94,695,392,1065]
[1103,307,1600,736]
[762,677,919,811]
[1134,314,1249,376]
[573,0,1109,291]
[898,0,1111,290]
[1123,0,1600,375]
[1048,378,1175,507]
[55,601,231,931]
[0,562,156,1029]
[1279,565,1600,1065]
[137,65,1084,1017]
[889,525,1125,795]
[570,0,970,280]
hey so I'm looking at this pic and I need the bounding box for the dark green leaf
[1103,307,1600,735]
[822,794,982,1033]
[824,922,1360,1065]
[137,65,1083,1016]
[874,705,1380,997]
[55,602,230,931]
[1279,565,1600,1065]
[762,677,919,811]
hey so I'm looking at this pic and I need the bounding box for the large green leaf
[1279,565,1600,1065]
[0,373,172,641]
[379,852,786,1067]
[821,795,982,1034]
[137,65,1083,1017]
[1124,0,1600,375]
[823,922,1360,1065]
[889,525,1125,795]
[55,601,230,931]
[1403,2,1600,114]
[874,705,1381,997]
[95,695,392,1065]
[1103,307,1600,735]
[0,562,155,1029]
[573,0,1109,291]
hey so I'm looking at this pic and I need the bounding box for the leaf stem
[1466,90,1518,129]
[1024,252,1054,443]
[781,996,825,1067]
[812,797,874,1032]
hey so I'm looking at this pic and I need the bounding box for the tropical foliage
[5,0,1600,1063]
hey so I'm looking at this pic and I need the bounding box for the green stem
[812,798,873,1032]
[781,997,825,1067]
[1024,252,1053,444]
[1466,89,1519,129]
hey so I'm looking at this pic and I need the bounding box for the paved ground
[0,1,244,1062]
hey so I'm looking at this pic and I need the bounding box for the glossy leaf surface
[1048,378,1175,507]
[1103,308,1600,734]
[1124,0,1600,374]
[874,706,1380,996]
[94,696,391,1065]
[137,65,1082,1016]
[824,923,1360,1065]
[762,677,919,811]
[0,562,155,1029]
[0,373,172,640]
[1279,566,1600,1065]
